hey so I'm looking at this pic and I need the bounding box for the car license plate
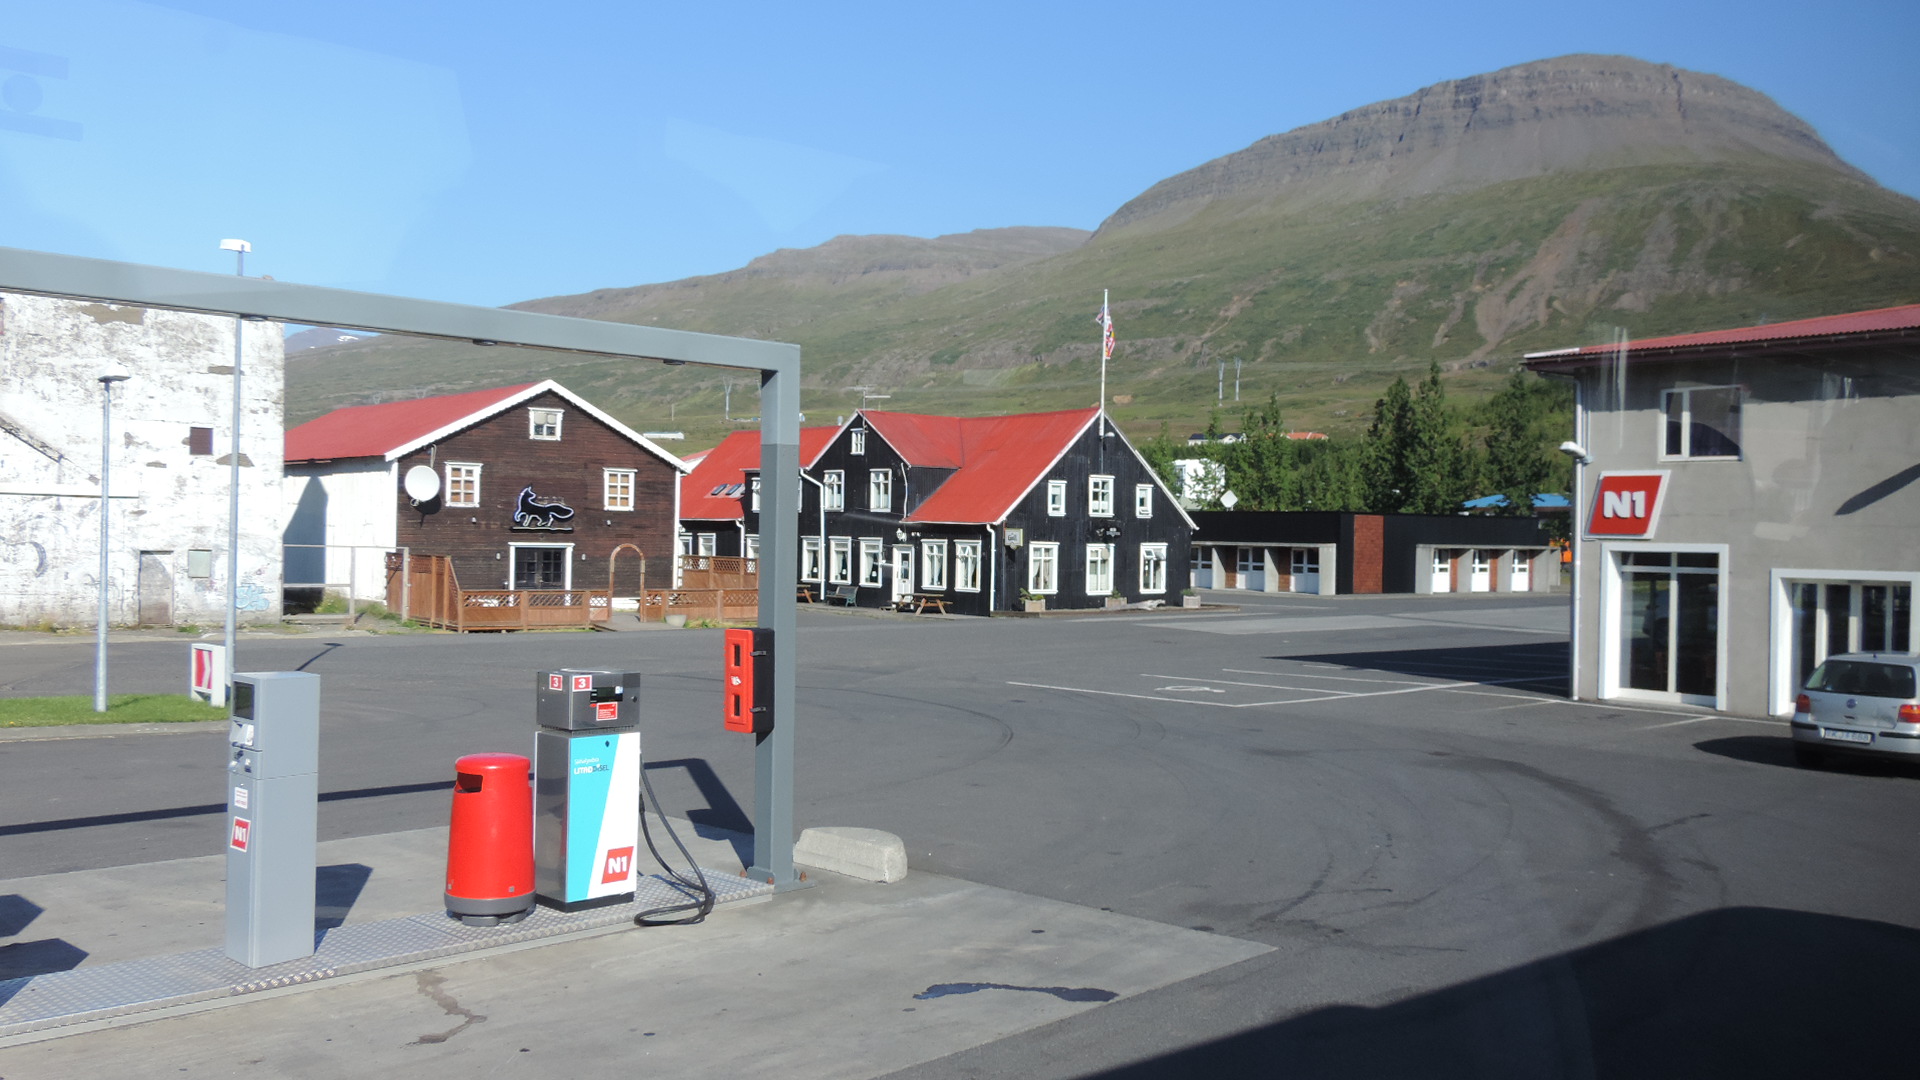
[1821,728,1873,745]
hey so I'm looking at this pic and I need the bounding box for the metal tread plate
[0,867,770,1039]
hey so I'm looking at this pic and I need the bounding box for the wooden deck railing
[388,554,610,631]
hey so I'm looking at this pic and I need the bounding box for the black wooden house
[730,407,1193,615]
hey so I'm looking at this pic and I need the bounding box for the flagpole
[1099,289,1108,422]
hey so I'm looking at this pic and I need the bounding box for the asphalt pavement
[2,592,1917,1078]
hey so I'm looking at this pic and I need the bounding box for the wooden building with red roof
[284,380,686,609]
[710,406,1194,615]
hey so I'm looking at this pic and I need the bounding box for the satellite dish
[404,465,442,502]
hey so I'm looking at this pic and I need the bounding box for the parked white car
[1791,653,1920,767]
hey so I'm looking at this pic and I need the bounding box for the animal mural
[513,486,576,530]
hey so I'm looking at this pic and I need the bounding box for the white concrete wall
[0,293,284,626]
[283,460,398,601]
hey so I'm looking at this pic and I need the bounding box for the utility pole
[724,379,732,421]
[1218,360,1225,404]
[219,238,249,675]
[1235,358,1242,402]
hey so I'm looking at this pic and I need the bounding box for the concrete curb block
[793,827,907,883]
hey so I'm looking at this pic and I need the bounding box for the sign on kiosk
[1587,471,1669,538]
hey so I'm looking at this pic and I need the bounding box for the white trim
[1135,483,1153,518]
[868,469,892,513]
[1046,480,1067,517]
[1027,541,1059,595]
[859,537,884,587]
[921,538,948,591]
[1657,384,1743,461]
[1089,475,1115,518]
[1085,542,1115,595]
[507,541,574,590]
[1599,541,1729,711]
[603,467,635,511]
[828,536,853,584]
[801,536,823,583]
[528,406,563,440]
[955,539,982,593]
[444,461,482,508]
[382,379,690,473]
[1139,542,1168,594]
[822,469,846,511]
[1767,567,1920,717]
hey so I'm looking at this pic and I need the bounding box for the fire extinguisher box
[445,753,535,926]
[533,670,641,912]
[723,628,773,734]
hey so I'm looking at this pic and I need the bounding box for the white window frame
[1027,542,1059,595]
[801,537,823,583]
[828,537,853,584]
[750,476,761,513]
[677,532,694,557]
[1046,480,1067,517]
[850,429,866,455]
[1135,483,1153,518]
[1086,543,1115,595]
[859,538,884,587]
[1599,541,1729,711]
[955,540,982,593]
[528,407,563,440]
[508,541,574,589]
[744,534,760,566]
[1767,568,1920,716]
[1140,543,1168,594]
[1089,475,1115,517]
[445,462,481,508]
[603,468,635,511]
[823,470,845,511]
[697,533,717,556]
[1659,385,1743,461]
[869,469,892,513]
[922,539,948,591]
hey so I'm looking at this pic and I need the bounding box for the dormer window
[529,408,563,440]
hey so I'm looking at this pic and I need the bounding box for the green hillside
[287,58,1920,451]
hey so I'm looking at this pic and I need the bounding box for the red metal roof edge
[1523,303,1920,369]
[898,407,1102,525]
[677,427,839,521]
[284,383,537,462]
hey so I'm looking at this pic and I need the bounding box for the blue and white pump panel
[533,669,641,911]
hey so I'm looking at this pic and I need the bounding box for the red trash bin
[445,753,534,926]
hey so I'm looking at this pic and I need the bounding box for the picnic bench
[907,593,949,614]
[822,584,859,606]
[797,585,816,603]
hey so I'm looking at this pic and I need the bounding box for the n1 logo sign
[230,817,251,851]
[601,846,634,884]
[1587,472,1669,538]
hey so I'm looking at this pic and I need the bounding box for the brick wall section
[392,391,678,592]
[1352,515,1385,594]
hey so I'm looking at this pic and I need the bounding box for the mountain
[288,55,1920,447]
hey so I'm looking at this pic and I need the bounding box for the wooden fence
[388,554,610,632]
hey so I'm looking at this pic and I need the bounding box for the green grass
[0,694,231,728]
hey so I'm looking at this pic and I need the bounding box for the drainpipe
[986,523,998,613]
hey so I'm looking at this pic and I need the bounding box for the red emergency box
[723,627,773,734]
[445,753,535,926]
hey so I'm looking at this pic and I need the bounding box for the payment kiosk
[224,671,319,967]
[533,669,641,911]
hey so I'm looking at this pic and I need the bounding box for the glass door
[1617,551,1720,704]
[890,545,914,604]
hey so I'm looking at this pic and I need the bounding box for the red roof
[1524,303,1920,368]
[864,408,1101,524]
[286,384,536,462]
[678,427,839,521]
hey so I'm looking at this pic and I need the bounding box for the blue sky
[1,1,1914,309]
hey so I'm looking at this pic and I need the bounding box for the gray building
[1524,304,1919,718]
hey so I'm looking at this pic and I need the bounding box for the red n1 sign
[1587,472,1668,537]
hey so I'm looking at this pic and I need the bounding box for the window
[850,429,866,455]
[750,476,761,512]
[445,463,481,507]
[869,469,892,512]
[528,408,562,440]
[955,540,982,592]
[744,534,760,565]
[511,544,570,588]
[823,470,845,511]
[603,468,634,510]
[1046,480,1067,516]
[859,538,884,586]
[1662,386,1742,459]
[678,532,695,557]
[1027,542,1059,595]
[1140,543,1168,593]
[922,539,948,590]
[697,533,717,556]
[188,426,213,455]
[1135,483,1153,518]
[1089,475,1114,517]
[1086,543,1114,595]
[1291,548,1319,575]
[187,548,213,579]
[828,538,852,584]
[801,537,823,582]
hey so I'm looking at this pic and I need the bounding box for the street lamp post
[219,239,249,675]
[94,361,131,712]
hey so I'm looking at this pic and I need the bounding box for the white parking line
[1220,668,1435,686]
[1143,673,1375,695]
[1005,681,1300,709]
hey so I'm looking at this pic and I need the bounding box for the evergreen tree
[1358,376,1415,512]
[1481,372,1551,513]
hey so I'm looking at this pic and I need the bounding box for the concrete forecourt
[2,591,1916,1077]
